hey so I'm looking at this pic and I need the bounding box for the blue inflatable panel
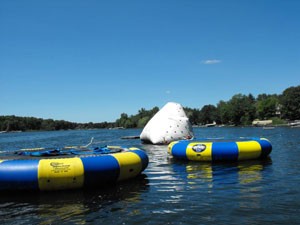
[81,155,120,186]
[0,160,39,190]
[171,141,189,160]
[257,139,272,158]
[130,149,149,171]
[212,142,238,161]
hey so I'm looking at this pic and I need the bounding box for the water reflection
[167,156,273,212]
[170,157,272,186]
[0,174,149,224]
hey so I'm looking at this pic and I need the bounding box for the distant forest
[1,85,299,132]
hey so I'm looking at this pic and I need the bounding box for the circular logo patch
[192,144,206,152]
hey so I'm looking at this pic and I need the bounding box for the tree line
[0,116,114,132]
[116,85,299,127]
[1,85,299,131]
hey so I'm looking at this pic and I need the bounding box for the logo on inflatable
[192,144,206,152]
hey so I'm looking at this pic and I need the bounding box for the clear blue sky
[1,0,299,123]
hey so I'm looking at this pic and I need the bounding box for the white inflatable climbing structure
[140,102,194,144]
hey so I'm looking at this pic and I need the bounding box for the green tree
[184,107,201,125]
[200,105,217,124]
[137,116,150,128]
[115,113,129,127]
[41,119,55,130]
[256,94,279,119]
[227,94,256,126]
[280,85,300,120]
[217,100,231,125]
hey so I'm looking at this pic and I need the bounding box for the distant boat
[109,127,125,130]
[205,121,216,127]
[121,136,140,139]
[252,120,273,127]
[289,121,300,128]
[263,126,275,130]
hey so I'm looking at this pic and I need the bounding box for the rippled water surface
[0,127,300,225]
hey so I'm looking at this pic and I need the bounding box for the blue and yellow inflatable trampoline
[0,146,148,191]
[168,138,272,162]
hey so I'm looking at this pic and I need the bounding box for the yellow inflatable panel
[113,152,142,181]
[237,141,261,160]
[38,158,84,191]
[186,142,213,161]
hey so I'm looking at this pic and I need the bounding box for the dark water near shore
[0,127,299,225]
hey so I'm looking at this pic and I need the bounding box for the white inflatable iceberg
[140,102,194,144]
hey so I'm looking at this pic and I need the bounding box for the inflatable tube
[168,138,272,162]
[0,146,148,191]
[140,102,194,144]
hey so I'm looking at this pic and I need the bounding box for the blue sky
[1,0,299,123]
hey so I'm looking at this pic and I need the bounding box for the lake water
[0,127,299,225]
